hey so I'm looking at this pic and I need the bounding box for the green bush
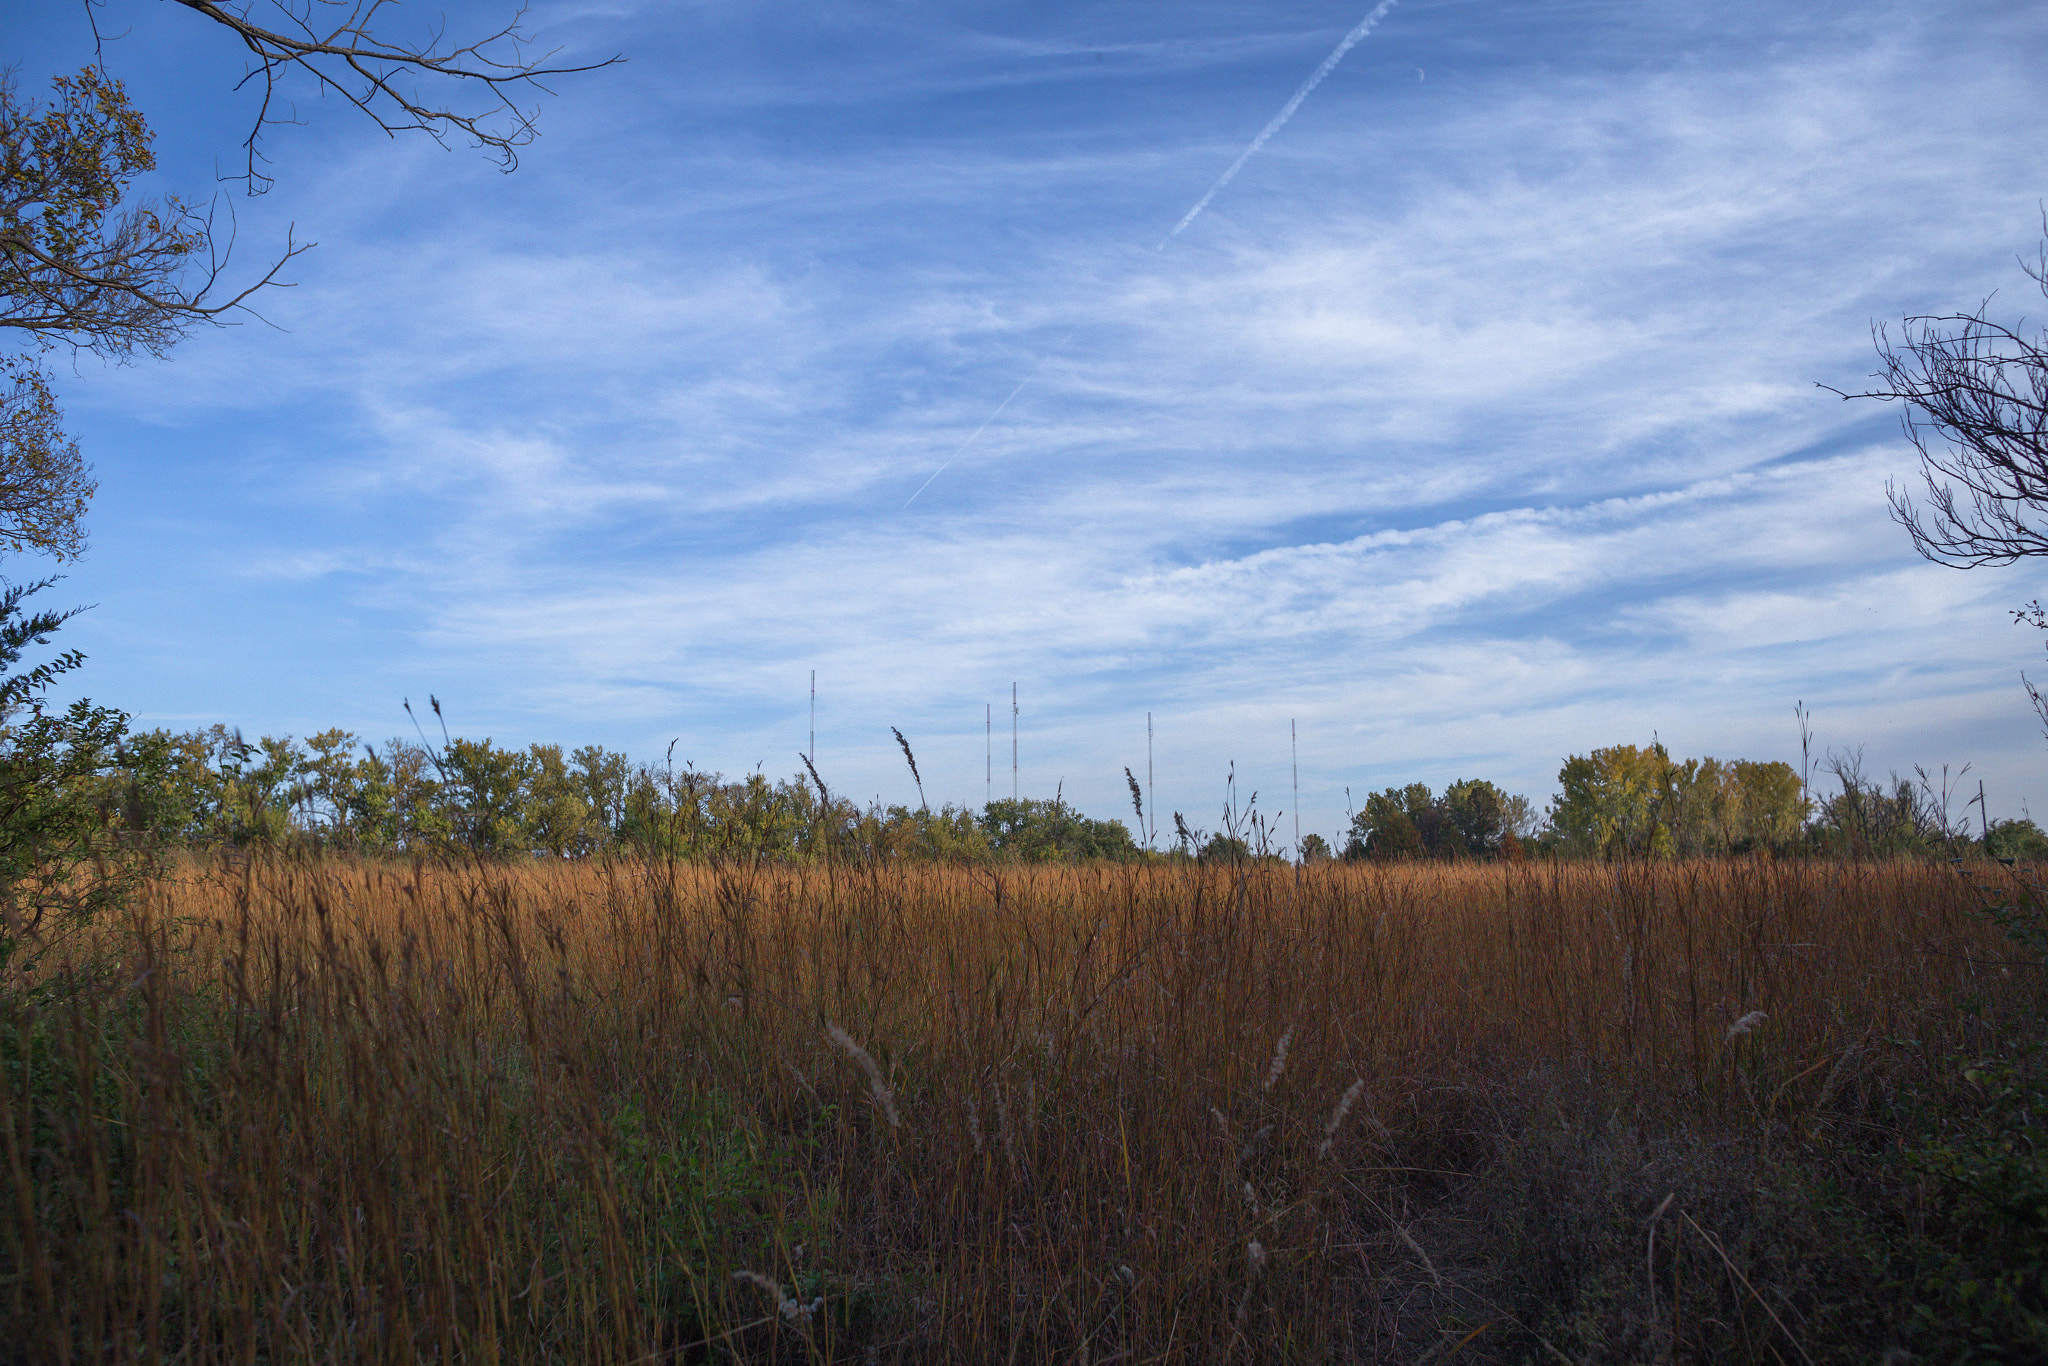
[0,578,150,971]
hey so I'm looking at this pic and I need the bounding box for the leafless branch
[153,0,623,194]
[1823,222,2048,568]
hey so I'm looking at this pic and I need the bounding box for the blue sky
[10,0,2048,843]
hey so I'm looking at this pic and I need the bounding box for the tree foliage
[1987,818,2048,863]
[0,67,283,362]
[0,579,145,960]
[23,716,2033,868]
[1546,742,1810,859]
[1806,751,1979,859]
[0,360,94,559]
[980,797,1136,862]
[83,725,1146,866]
[0,67,234,560]
[1343,779,1529,861]
[0,64,294,565]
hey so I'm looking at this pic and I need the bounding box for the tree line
[9,709,2028,868]
[94,721,1141,864]
[1343,743,2047,864]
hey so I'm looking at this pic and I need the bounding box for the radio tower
[1292,719,1301,862]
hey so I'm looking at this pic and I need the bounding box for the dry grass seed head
[825,1021,903,1129]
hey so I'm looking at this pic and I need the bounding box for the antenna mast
[986,703,992,809]
[809,670,816,766]
[1147,712,1155,848]
[1291,718,1301,862]
[1012,683,1019,802]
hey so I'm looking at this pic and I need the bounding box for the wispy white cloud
[24,0,2048,837]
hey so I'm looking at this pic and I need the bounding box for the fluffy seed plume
[1815,1041,1861,1110]
[1263,1027,1294,1092]
[733,1270,822,1322]
[1726,1011,1768,1042]
[825,1022,902,1128]
[996,1090,1018,1169]
[1318,1077,1366,1159]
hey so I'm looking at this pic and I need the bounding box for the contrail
[903,334,1073,507]
[906,3,1403,508]
[902,373,1034,509]
[1158,0,1399,248]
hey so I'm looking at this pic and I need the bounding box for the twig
[1683,1212,1816,1366]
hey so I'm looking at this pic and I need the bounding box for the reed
[0,854,2034,1362]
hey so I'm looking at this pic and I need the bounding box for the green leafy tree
[140,724,308,846]
[0,697,136,949]
[869,803,993,863]
[1986,818,2048,863]
[105,727,204,841]
[572,745,632,840]
[1346,781,1533,861]
[1200,832,1251,863]
[1549,744,1810,858]
[315,737,449,852]
[224,733,310,844]
[982,797,1137,862]
[440,737,536,856]
[0,578,141,959]
[299,727,402,848]
[1396,781,1457,856]
[1717,759,1808,850]
[0,359,93,560]
[1548,744,1679,859]
[524,743,595,856]
[1442,778,1510,855]
[1344,789,1425,861]
[702,771,814,861]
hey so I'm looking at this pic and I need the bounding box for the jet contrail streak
[1158,0,1398,248]
[902,375,1036,509]
[906,5,1401,510]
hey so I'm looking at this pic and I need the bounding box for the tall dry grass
[0,854,2032,1362]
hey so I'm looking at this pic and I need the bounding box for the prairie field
[3,854,2043,1363]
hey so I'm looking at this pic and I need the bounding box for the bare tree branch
[149,0,623,194]
[1823,222,2048,568]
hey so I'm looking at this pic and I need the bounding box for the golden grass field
[2,855,2038,1363]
